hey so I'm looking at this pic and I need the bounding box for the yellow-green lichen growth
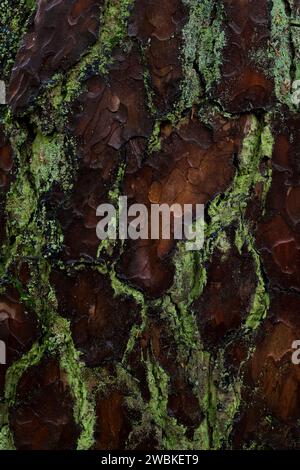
[31,131,73,192]
[65,0,134,102]
[6,176,36,231]
[181,0,225,109]
[270,0,294,107]
[57,317,96,450]
[0,0,36,81]
[0,425,15,450]
[146,356,190,450]
[236,223,270,331]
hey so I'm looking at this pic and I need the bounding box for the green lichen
[203,116,274,332]
[0,425,15,450]
[0,341,46,450]
[6,175,36,232]
[270,0,294,107]
[25,0,35,8]
[261,119,275,158]
[216,231,231,257]
[28,265,97,449]
[0,317,97,450]
[181,0,225,109]
[156,243,238,449]
[99,0,133,56]
[143,66,157,115]
[291,27,300,81]
[31,131,71,192]
[234,121,274,330]
[97,163,125,257]
[4,264,97,449]
[0,0,36,81]
[4,342,45,410]
[157,245,202,359]
[4,182,63,266]
[146,356,190,450]
[0,101,95,454]
[207,355,241,449]
[236,223,270,331]
[207,115,273,238]
[156,114,274,449]
[148,121,162,154]
[259,123,274,207]
[29,76,67,131]
[158,295,198,360]
[142,62,164,153]
[109,266,147,361]
[58,318,96,451]
[65,0,134,102]
[96,364,153,450]
[0,0,141,452]
[0,0,291,452]
[2,121,76,269]
[108,162,125,205]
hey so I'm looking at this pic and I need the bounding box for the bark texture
[0,0,300,450]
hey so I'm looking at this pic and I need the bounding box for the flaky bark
[1,0,300,450]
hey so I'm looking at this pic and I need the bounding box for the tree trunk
[0,0,300,450]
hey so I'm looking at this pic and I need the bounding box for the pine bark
[0,0,300,450]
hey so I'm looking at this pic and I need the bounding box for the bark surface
[0,0,300,450]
